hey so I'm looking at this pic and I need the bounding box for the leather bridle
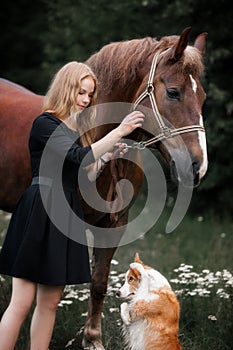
[127,51,205,150]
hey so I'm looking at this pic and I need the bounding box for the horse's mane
[87,37,158,95]
[86,35,204,96]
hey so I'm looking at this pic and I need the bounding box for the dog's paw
[121,302,129,315]
[120,302,131,326]
[130,262,146,277]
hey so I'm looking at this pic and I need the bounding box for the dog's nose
[116,289,121,298]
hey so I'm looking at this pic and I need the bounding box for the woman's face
[76,76,95,111]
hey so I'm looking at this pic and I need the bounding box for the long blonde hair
[43,61,97,145]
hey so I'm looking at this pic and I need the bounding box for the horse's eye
[166,88,181,101]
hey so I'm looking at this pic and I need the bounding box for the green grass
[0,209,232,349]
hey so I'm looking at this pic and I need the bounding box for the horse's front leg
[82,247,117,350]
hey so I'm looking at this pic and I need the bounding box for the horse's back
[0,78,44,212]
[0,78,39,95]
[0,78,44,114]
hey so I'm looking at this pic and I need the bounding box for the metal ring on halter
[162,127,172,138]
[147,84,154,94]
[134,142,145,150]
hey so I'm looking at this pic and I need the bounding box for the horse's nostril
[192,161,199,174]
[192,161,200,186]
[171,161,179,184]
[116,289,121,298]
[170,159,201,187]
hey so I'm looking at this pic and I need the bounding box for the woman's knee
[9,278,36,318]
[38,296,61,312]
[8,298,33,319]
[36,285,64,312]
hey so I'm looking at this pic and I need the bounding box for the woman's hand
[117,111,145,138]
[101,143,128,162]
[113,142,128,157]
[86,143,128,182]
[91,111,144,162]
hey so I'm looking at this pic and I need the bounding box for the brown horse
[0,79,44,212]
[0,27,207,349]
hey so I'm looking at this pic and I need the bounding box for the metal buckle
[162,127,172,138]
[119,142,145,150]
[132,141,145,150]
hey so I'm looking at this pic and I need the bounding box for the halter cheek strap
[132,52,205,149]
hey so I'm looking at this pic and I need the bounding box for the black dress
[0,112,95,285]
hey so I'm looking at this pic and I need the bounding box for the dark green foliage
[0,0,48,92]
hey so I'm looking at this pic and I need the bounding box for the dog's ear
[130,262,146,279]
[134,252,143,265]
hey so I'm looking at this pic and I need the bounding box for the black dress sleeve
[30,113,95,167]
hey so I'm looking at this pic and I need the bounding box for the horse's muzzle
[171,158,200,188]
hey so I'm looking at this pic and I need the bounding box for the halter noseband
[130,51,205,149]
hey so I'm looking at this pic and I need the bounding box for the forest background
[1,0,233,215]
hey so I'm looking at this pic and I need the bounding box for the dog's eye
[128,276,134,282]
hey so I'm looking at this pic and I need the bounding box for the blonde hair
[43,61,98,145]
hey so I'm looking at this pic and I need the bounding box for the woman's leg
[0,277,36,350]
[30,284,64,350]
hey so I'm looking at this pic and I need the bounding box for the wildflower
[170,278,180,284]
[215,271,222,277]
[170,263,232,299]
[111,259,119,265]
[226,279,233,287]
[78,295,89,301]
[208,315,217,321]
[109,308,119,313]
[79,288,90,294]
[58,300,73,307]
[65,291,79,299]
[216,288,230,299]
[187,291,197,296]
[65,338,76,347]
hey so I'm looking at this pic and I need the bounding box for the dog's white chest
[123,319,146,350]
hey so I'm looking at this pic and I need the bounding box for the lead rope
[106,147,127,222]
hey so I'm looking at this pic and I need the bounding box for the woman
[0,61,144,349]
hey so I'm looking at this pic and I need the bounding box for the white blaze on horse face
[189,74,197,93]
[198,114,208,179]
[189,74,208,178]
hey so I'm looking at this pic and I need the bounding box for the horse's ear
[134,252,143,264]
[194,32,208,55]
[171,26,192,61]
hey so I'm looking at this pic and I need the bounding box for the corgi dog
[116,253,182,350]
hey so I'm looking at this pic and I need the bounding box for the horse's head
[135,27,208,187]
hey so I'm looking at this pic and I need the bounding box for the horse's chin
[170,161,201,189]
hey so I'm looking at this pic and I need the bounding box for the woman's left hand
[102,143,128,162]
[114,142,128,157]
